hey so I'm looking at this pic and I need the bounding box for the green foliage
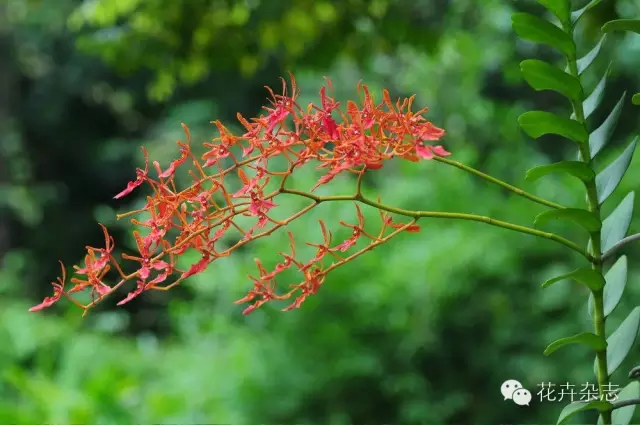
[601,307,640,376]
[518,111,588,144]
[581,65,610,120]
[595,138,638,204]
[576,35,606,75]
[543,332,606,356]
[525,161,594,184]
[590,92,626,158]
[610,381,640,425]
[511,13,575,56]
[556,400,612,425]
[541,267,605,291]
[537,0,570,23]
[519,60,582,103]
[515,1,640,424]
[588,256,628,318]
[600,192,635,253]
[534,208,601,233]
[571,0,602,24]
[602,19,640,34]
[65,0,443,101]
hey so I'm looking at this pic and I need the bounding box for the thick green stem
[280,188,592,260]
[433,156,565,210]
[564,24,611,425]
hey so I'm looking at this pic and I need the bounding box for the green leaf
[518,111,588,143]
[535,208,601,233]
[576,64,610,120]
[526,161,594,183]
[601,192,634,253]
[602,19,640,34]
[589,256,628,318]
[611,381,640,425]
[543,267,605,291]
[590,92,626,159]
[604,306,640,376]
[557,400,612,425]
[633,93,640,105]
[544,332,606,356]
[595,137,638,204]
[538,0,570,23]
[571,0,602,24]
[576,35,607,75]
[520,59,583,103]
[512,13,575,56]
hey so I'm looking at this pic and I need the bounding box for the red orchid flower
[114,147,149,199]
[29,261,67,312]
[331,204,366,252]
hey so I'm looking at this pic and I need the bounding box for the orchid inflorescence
[31,74,449,315]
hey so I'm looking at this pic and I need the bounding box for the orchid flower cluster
[30,74,449,315]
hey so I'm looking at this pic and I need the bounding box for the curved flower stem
[564,21,611,425]
[432,156,565,210]
[611,398,640,410]
[602,233,640,262]
[279,188,592,260]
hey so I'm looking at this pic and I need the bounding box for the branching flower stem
[279,188,592,260]
[433,156,565,210]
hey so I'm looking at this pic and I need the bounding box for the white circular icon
[501,379,523,400]
[512,388,532,406]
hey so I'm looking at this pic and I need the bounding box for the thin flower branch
[432,156,564,210]
[279,188,592,261]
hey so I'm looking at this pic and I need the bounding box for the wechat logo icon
[501,379,532,406]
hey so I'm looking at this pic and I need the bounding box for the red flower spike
[181,122,191,145]
[29,291,62,312]
[385,217,421,233]
[202,121,238,168]
[114,147,150,199]
[317,85,341,139]
[236,113,263,157]
[242,300,268,315]
[262,73,299,134]
[331,204,366,252]
[117,279,146,306]
[159,142,190,179]
[69,259,111,295]
[258,231,297,281]
[38,73,448,316]
[356,82,378,129]
[415,143,451,160]
[180,254,210,280]
[281,267,325,311]
[305,220,333,264]
[247,188,277,216]
[121,230,172,284]
[29,261,67,312]
[74,223,114,275]
[233,167,266,198]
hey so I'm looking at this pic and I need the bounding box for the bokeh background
[1,0,640,423]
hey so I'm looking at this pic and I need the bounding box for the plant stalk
[564,26,612,425]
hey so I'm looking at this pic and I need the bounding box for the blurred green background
[1,0,640,423]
